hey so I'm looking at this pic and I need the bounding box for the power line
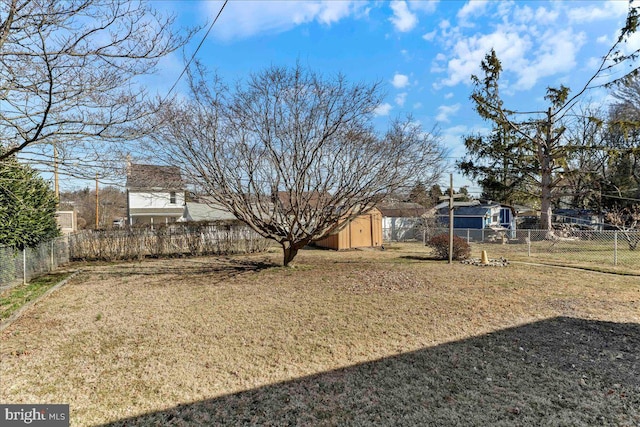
[162,0,228,103]
[601,193,640,202]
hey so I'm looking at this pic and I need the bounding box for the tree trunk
[539,108,554,232]
[282,241,299,267]
[540,171,553,231]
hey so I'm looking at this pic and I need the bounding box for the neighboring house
[126,163,185,226]
[436,200,516,230]
[553,209,600,229]
[314,208,383,250]
[378,201,428,241]
[55,210,77,234]
[179,200,238,222]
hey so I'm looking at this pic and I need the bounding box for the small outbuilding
[314,208,383,250]
[378,201,428,241]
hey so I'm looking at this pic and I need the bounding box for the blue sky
[146,0,638,195]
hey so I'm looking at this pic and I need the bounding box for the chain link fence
[383,225,639,271]
[0,236,70,288]
[424,228,639,272]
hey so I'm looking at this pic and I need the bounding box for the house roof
[126,164,184,190]
[454,205,498,216]
[181,202,237,222]
[377,202,428,218]
[434,200,481,210]
[436,200,501,217]
[276,191,333,211]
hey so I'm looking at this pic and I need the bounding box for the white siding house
[126,164,185,226]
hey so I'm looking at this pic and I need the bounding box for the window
[170,191,176,204]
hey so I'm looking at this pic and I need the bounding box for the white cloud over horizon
[203,0,364,40]
[432,2,602,92]
[436,104,461,122]
[389,1,418,32]
[374,102,393,116]
[391,73,410,88]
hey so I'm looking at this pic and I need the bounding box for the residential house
[55,210,77,234]
[378,201,428,241]
[126,163,185,226]
[436,200,516,231]
[553,209,600,229]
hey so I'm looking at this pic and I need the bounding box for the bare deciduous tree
[606,205,640,250]
[152,64,446,266]
[0,0,194,179]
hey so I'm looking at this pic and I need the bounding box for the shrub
[427,233,471,260]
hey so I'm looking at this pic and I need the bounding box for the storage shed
[314,208,383,250]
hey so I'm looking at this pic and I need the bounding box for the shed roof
[377,202,427,218]
[126,164,183,190]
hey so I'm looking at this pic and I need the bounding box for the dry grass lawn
[1,243,639,426]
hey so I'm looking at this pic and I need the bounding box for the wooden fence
[68,223,270,261]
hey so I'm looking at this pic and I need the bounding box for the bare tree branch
[0,0,197,180]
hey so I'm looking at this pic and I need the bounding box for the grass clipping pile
[0,244,638,426]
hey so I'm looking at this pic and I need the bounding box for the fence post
[527,230,531,257]
[466,228,470,243]
[614,231,618,266]
[481,228,485,242]
[51,239,55,272]
[22,249,27,285]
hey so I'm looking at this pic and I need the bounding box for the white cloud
[567,1,627,24]
[389,1,418,32]
[422,29,437,41]
[374,103,393,116]
[436,104,461,122]
[440,30,531,87]
[624,30,640,54]
[444,92,454,99]
[203,0,363,40]
[391,73,410,88]
[395,92,407,107]
[457,0,489,22]
[407,0,438,14]
[516,28,586,90]
[436,1,593,92]
[413,102,422,109]
[534,6,559,24]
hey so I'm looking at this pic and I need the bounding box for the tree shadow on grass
[84,257,278,280]
[399,255,442,261]
[100,317,639,426]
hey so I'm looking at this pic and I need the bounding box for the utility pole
[449,174,454,264]
[438,173,465,264]
[53,142,59,204]
[95,173,99,229]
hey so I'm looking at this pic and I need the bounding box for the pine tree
[0,155,59,250]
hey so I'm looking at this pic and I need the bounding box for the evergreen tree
[462,2,638,229]
[408,181,429,207]
[0,155,59,250]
